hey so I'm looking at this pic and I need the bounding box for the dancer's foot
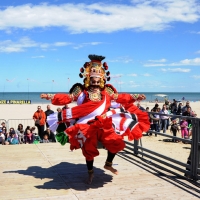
[86,172,94,184]
[104,165,118,175]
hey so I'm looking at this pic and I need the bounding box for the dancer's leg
[86,159,94,184]
[104,151,118,175]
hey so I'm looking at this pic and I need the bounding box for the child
[170,120,179,142]
[42,134,49,143]
[180,118,189,139]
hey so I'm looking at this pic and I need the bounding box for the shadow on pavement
[3,162,113,190]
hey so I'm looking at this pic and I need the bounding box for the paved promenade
[0,143,199,200]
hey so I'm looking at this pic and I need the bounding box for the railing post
[190,119,200,180]
[134,139,139,155]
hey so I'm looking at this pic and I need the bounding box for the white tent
[154,94,168,98]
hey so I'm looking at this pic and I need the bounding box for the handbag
[35,119,40,125]
[35,112,42,126]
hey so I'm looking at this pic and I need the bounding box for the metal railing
[3,119,37,133]
[123,112,200,181]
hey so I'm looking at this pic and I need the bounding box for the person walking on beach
[176,102,183,115]
[180,118,188,139]
[182,107,194,132]
[170,120,179,142]
[149,108,160,136]
[33,106,46,139]
[159,105,169,133]
[169,99,177,115]
[182,101,192,113]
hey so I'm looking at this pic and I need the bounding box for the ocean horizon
[0,92,200,104]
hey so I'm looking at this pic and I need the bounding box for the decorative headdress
[79,54,111,88]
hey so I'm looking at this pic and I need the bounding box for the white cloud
[130,84,140,88]
[73,42,102,49]
[144,57,200,67]
[191,75,200,79]
[109,56,133,63]
[0,37,97,52]
[110,74,123,78]
[189,31,200,34]
[54,42,72,46]
[143,73,151,76]
[161,68,190,72]
[0,37,37,52]
[31,55,45,58]
[148,58,167,63]
[180,58,200,65]
[128,73,137,76]
[0,1,199,33]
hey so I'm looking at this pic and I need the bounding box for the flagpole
[27,79,29,100]
[3,82,5,99]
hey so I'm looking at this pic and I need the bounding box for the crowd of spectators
[0,105,57,145]
[146,100,196,142]
[0,101,197,145]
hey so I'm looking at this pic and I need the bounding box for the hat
[79,54,110,88]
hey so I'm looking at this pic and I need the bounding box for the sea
[0,92,200,104]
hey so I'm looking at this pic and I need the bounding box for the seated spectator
[42,128,56,142]
[31,126,37,135]
[15,124,24,144]
[6,127,18,140]
[5,131,19,145]
[33,133,41,144]
[42,134,49,143]
[24,129,34,144]
[1,122,7,134]
[1,122,7,140]
[31,126,41,143]
[0,129,5,145]
[25,126,31,134]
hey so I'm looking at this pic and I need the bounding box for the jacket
[33,110,46,125]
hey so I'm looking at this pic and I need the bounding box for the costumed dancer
[41,54,150,184]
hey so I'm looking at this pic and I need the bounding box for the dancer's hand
[40,94,48,99]
[101,114,106,119]
[137,94,146,101]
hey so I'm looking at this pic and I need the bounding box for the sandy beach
[0,100,199,120]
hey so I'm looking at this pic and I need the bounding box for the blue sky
[0,0,200,92]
